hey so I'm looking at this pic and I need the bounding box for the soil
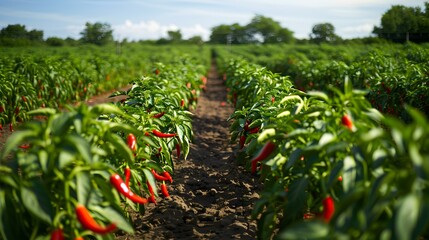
[0,61,261,239]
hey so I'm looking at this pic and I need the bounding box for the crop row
[214,43,429,120]
[0,44,210,131]
[224,59,429,239]
[0,56,207,240]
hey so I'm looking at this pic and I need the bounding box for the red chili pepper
[247,127,260,134]
[251,142,276,174]
[127,133,137,152]
[15,106,19,116]
[147,181,157,204]
[50,228,64,240]
[160,183,170,198]
[124,167,131,187]
[151,169,170,181]
[110,174,148,204]
[74,237,84,240]
[152,112,165,118]
[162,171,173,183]
[19,144,30,149]
[180,99,185,107]
[22,96,27,102]
[0,106,3,113]
[239,135,246,149]
[9,123,13,132]
[176,143,181,158]
[152,129,176,138]
[0,124,3,131]
[341,115,353,130]
[322,196,335,223]
[75,204,117,235]
[337,176,343,182]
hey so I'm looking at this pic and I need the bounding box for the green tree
[209,24,234,44]
[187,35,204,44]
[80,22,113,45]
[0,24,28,39]
[0,24,44,46]
[167,30,182,42]
[46,37,65,46]
[309,23,341,44]
[373,3,429,43]
[246,15,294,44]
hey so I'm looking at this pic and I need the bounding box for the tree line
[1,2,428,46]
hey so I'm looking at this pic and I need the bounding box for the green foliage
[309,23,341,44]
[224,59,429,239]
[209,14,294,44]
[0,24,44,46]
[373,2,429,43]
[80,22,114,46]
[0,55,206,239]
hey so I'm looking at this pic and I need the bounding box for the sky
[0,0,426,41]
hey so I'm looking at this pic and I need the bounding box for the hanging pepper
[127,133,137,152]
[341,115,353,130]
[152,129,176,138]
[110,174,148,204]
[160,182,170,198]
[152,112,165,118]
[124,167,131,187]
[162,171,173,183]
[151,169,170,181]
[147,181,157,204]
[176,143,181,158]
[239,135,246,149]
[251,141,276,174]
[50,228,64,240]
[75,204,117,235]
[322,196,335,223]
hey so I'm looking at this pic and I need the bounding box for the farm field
[1,42,429,239]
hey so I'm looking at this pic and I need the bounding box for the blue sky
[0,0,425,41]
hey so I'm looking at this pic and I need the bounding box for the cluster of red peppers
[59,133,176,239]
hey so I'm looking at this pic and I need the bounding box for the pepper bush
[224,59,429,239]
[0,57,207,239]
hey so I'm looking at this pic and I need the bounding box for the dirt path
[117,61,260,239]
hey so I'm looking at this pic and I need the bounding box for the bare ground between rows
[116,62,260,240]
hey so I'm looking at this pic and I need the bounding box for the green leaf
[395,194,419,240]
[57,149,75,169]
[64,135,92,163]
[343,156,356,193]
[285,148,302,170]
[91,103,126,117]
[21,180,53,224]
[91,205,134,233]
[277,220,330,240]
[76,171,91,205]
[27,108,56,116]
[106,134,133,164]
[307,91,329,101]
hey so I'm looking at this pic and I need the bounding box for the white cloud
[113,20,210,41]
[339,23,376,38]
[113,20,178,40]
